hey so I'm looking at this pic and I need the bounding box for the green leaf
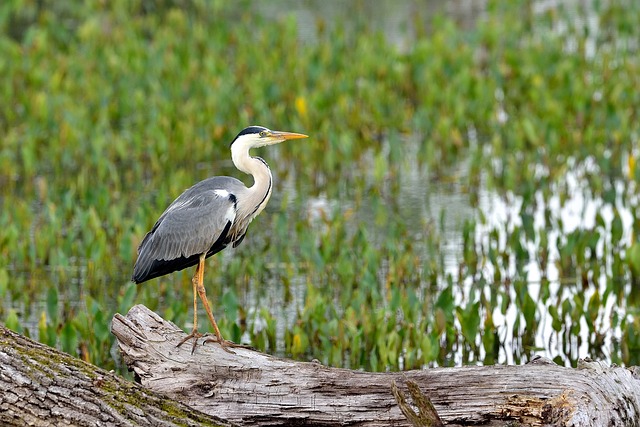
[457,301,481,346]
[61,322,79,356]
[0,268,8,298]
[47,287,59,325]
[222,290,239,317]
[521,212,535,242]
[548,305,562,332]
[522,118,538,145]
[118,282,137,313]
[523,293,536,329]
[587,290,601,325]
[92,305,110,343]
[627,242,640,278]
[5,309,22,334]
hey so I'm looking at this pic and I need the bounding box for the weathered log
[0,324,233,427]
[111,304,640,426]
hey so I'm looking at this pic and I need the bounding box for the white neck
[230,138,273,221]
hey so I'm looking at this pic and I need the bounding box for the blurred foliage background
[0,0,639,373]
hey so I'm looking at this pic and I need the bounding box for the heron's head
[230,126,308,150]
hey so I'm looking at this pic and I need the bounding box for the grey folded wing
[133,189,237,281]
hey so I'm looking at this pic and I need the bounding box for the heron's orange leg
[196,255,249,353]
[178,254,247,353]
[194,255,224,341]
[176,260,204,353]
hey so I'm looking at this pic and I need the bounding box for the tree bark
[0,323,233,427]
[111,305,640,427]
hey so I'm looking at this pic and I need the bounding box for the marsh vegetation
[1,0,639,373]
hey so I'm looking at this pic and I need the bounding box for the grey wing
[139,189,237,262]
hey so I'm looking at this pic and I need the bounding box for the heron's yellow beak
[271,131,309,141]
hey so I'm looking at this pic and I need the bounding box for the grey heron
[132,126,308,352]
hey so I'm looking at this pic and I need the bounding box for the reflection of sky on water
[471,158,634,365]
[255,0,487,50]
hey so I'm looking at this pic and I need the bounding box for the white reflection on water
[472,156,635,365]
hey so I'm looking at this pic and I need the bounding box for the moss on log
[0,324,234,427]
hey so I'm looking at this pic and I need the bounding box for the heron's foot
[176,328,203,354]
[203,335,251,354]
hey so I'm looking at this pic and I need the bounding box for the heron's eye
[259,131,267,137]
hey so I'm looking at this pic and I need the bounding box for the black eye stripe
[230,126,270,146]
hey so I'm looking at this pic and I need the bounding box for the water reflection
[255,0,488,50]
[473,157,634,365]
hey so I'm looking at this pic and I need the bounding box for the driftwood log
[111,305,640,427]
[0,323,233,426]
